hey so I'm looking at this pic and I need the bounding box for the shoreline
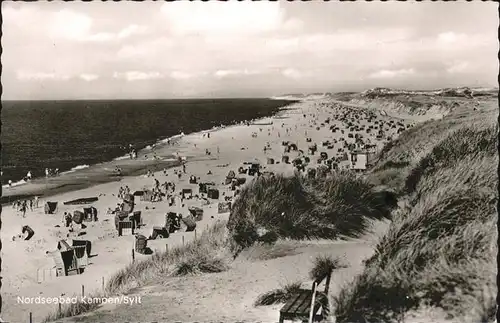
[2,102,299,205]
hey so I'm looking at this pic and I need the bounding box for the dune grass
[42,291,104,323]
[106,219,230,294]
[255,255,344,308]
[310,255,346,282]
[227,171,395,255]
[43,220,230,322]
[333,110,498,322]
[405,125,497,194]
[254,281,303,306]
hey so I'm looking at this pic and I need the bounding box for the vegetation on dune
[106,220,230,294]
[334,110,498,322]
[227,172,395,255]
[42,291,104,323]
[405,125,497,194]
[254,281,303,306]
[255,255,344,309]
[43,220,230,322]
[310,255,347,281]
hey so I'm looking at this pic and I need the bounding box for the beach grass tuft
[254,281,303,306]
[42,291,104,323]
[310,255,346,282]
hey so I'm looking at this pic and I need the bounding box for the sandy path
[2,98,406,322]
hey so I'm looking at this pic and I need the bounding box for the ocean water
[1,98,294,183]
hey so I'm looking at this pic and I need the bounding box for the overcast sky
[2,1,498,100]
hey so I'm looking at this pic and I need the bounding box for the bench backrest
[311,270,332,295]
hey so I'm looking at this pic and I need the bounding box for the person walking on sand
[34,196,39,208]
[8,180,12,188]
[29,199,33,211]
[26,171,32,181]
[182,163,186,174]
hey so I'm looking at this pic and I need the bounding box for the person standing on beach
[34,196,39,208]
[45,168,49,178]
[20,201,27,218]
[27,171,32,181]
[8,180,12,188]
[29,199,33,211]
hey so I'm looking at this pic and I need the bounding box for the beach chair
[51,250,81,277]
[141,190,154,202]
[207,188,219,200]
[165,212,181,233]
[44,202,58,214]
[188,207,203,221]
[57,240,73,252]
[118,221,134,236]
[73,211,84,224]
[182,189,192,199]
[135,235,148,254]
[151,227,169,239]
[181,215,197,232]
[129,211,142,228]
[74,245,88,268]
[217,202,231,214]
[72,240,92,257]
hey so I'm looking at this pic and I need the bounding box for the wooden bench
[279,271,332,323]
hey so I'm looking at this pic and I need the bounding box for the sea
[1,98,295,185]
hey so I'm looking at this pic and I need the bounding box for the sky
[2,1,498,100]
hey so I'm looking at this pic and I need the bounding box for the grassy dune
[334,113,498,322]
[227,171,395,255]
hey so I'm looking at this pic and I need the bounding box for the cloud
[79,74,99,81]
[437,32,464,44]
[113,71,164,81]
[170,71,196,80]
[282,68,303,79]
[214,69,263,78]
[118,24,148,39]
[49,9,93,41]
[446,61,469,74]
[46,9,147,42]
[16,70,70,81]
[368,68,416,79]
[160,2,301,36]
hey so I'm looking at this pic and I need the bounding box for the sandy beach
[1,96,411,322]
